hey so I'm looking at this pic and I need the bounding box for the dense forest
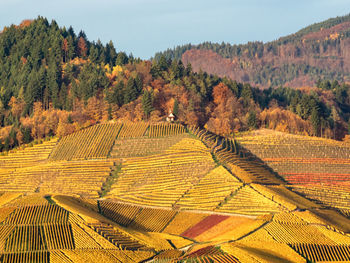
[154,14,350,88]
[0,17,350,152]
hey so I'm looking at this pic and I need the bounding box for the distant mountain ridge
[154,14,350,88]
[0,16,350,153]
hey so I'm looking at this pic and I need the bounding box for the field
[1,123,350,262]
[236,129,350,213]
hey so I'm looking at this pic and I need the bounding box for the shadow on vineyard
[0,122,350,262]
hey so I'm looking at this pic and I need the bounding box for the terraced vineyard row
[99,200,262,242]
[0,202,159,263]
[0,205,74,253]
[221,230,306,262]
[216,185,285,215]
[117,122,149,138]
[111,135,188,158]
[265,221,337,244]
[90,223,151,250]
[175,166,242,211]
[2,197,350,262]
[189,126,285,184]
[175,246,240,263]
[0,160,113,198]
[51,249,154,263]
[0,251,50,263]
[4,204,69,224]
[236,129,350,212]
[261,211,350,262]
[0,139,58,169]
[0,194,49,207]
[100,201,193,233]
[106,138,216,207]
[291,184,350,210]
[149,123,186,137]
[50,123,122,161]
[292,243,350,262]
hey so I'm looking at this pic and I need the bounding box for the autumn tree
[212,83,231,105]
[8,97,25,119]
[56,115,75,137]
[16,130,24,145]
[77,36,87,58]
[86,97,102,122]
[62,38,69,62]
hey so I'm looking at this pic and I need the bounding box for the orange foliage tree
[77,37,87,58]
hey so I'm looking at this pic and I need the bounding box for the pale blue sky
[0,0,349,59]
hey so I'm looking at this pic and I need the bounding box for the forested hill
[0,17,135,112]
[154,14,350,88]
[0,17,350,153]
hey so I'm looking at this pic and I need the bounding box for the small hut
[166,111,175,122]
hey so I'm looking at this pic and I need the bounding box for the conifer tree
[142,90,154,119]
[116,52,128,66]
[247,110,258,129]
[124,78,138,104]
[173,99,179,116]
[311,107,320,136]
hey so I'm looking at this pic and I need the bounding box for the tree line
[0,17,350,152]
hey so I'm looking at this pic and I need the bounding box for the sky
[0,0,350,59]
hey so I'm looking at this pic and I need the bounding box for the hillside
[236,129,350,216]
[155,14,350,88]
[1,16,350,153]
[1,122,350,262]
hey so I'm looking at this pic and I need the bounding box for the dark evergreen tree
[105,40,117,66]
[25,71,41,107]
[134,74,143,93]
[124,78,138,104]
[185,63,192,76]
[158,55,169,72]
[3,137,10,151]
[59,83,67,109]
[47,62,61,108]
[142,90,154,118]
[173,99,179,116]
[67,35,75,60]
[247,111,258,129]
[116,52,128,66]
[113,81,125,106]
[311,107,321,136]
[89,45,99,63]
[150,62,161,78]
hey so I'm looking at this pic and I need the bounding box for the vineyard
[0,160,114,198]
[236,129,350,213]
[0,122,350,262]
[110,135,188,158]
[49,123,122,161]
[175,166,242,210]
[188,126,285,185]
[0,138,58,169]
[148,123,186,137]
[106,138,216,207]
[0,200,160,262]
[117,122,149,138]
